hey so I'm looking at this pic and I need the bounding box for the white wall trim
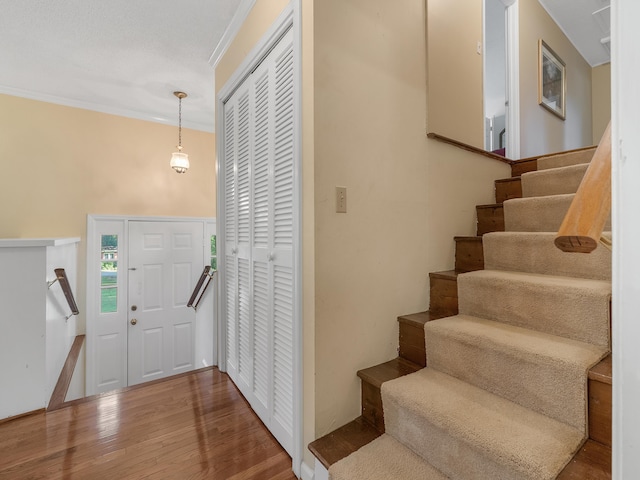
[505,0,521,159]
[215,1,303,477]
[208,0,258,69]
[87,214,215,223]
[300,460,316,480]
[292,1,304,477]
[611,1,640,477]
[313,459,329,480]
[0,85,212,133]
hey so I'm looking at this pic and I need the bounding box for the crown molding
[208,0,257,69]
[0,85,214,132]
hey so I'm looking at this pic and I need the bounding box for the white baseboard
[300,460,315,480]
[314,459,329,480]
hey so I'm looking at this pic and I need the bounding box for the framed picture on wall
[538,39,566,120]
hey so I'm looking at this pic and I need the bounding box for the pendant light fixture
[170,91,189,173]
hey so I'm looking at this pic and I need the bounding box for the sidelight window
[100,234,118,313]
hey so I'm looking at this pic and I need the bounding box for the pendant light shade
[170,151,189,173]
[170,91,189,173]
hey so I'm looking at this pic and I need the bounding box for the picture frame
[538,39,566,120]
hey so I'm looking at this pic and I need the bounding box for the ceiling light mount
[170,91,189,174]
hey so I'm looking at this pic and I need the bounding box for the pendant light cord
[178,96,182,149]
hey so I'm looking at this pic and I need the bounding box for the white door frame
[215,1,303,476]
[85,214,216,396]
[482,0,519,159]
[612,0,640,477]
[504,0,520,159]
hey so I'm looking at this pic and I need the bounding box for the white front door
[127,221,204,386]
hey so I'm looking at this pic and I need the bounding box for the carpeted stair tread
[503,194,612,233]
[504,193,574,232]
[522,163,589,197]
[328,434,448,480]
[483,231,611,280]
[382,368,584,480]
[537,148,595,170]
[425,315,607,430]
[458,269,611,347]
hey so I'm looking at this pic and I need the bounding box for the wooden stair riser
[495,177,522,203]
[476,204,505,236]
[589,379,612,447]
[357,358,423,434]
[454,237,484,273]
[397,312,445,368]
[511,159,537,177]
[429,272,459,316]
[361,382,385,433]
[399,321,427,367]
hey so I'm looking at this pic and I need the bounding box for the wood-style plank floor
[0,367,296,479]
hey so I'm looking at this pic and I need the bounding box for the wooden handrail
[48,268,80,319]
[428,131,598,168]
[513,144,597,164]
[555,122,611,253]
[48,334,86,411]
[187,266,215,310]
[427,132,513,165]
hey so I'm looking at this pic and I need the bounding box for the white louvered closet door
[222,28,295,456]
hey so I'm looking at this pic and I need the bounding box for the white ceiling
[0,1,610,134]
[0,0,244,132]
[538,0,611,67]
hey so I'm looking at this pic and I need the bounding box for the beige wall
[0,94,216,330]
[215,0,290,91]
[313,0,509,436]
[592,62,611,144]
[426,0,484,148]
[519,0,593,157]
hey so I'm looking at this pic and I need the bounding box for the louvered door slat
[237,258,252,387]
[224,105,236,245]
[273,265,293,435]
[253,71,271,248]
[273,44,295,249]
[253,261,269,410]
[237,92,251,246]
[225,254,237,371]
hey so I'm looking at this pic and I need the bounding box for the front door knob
[130,318,137,325]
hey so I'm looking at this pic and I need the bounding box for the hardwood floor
[0,368,296,479]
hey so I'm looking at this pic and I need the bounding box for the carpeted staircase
[328,149,612,480]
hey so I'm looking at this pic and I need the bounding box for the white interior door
[127,221,204,386]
